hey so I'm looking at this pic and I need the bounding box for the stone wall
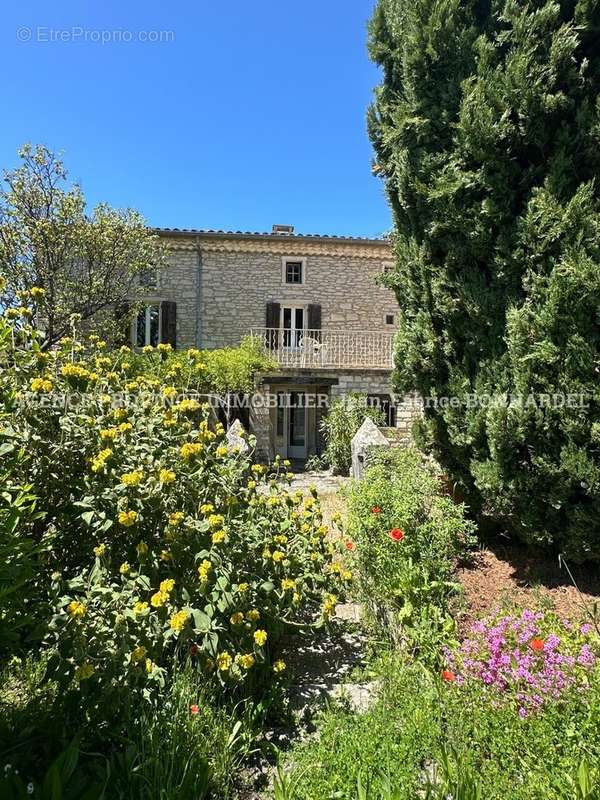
[150,244,198,349]
[156,234,397,351]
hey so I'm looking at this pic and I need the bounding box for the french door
[281,306,304,349]
[276,391,307,459]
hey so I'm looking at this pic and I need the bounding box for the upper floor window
[136,303,161,347]
[282,258,305,285]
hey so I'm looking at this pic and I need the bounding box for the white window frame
[281,257,307,286]
[280,304,306,350]
[132,302,162,348]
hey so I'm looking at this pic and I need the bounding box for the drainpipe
[195,235,203,349]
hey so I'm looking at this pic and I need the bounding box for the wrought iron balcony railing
[250,328,394,369]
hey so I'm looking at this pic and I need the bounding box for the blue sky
[1,0,390,238]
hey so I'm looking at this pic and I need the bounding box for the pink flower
[190,704,200,715]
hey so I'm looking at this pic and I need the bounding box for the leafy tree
[0,144,163,347]
[368,0,600,560]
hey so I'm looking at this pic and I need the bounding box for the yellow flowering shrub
[0,318,342,705]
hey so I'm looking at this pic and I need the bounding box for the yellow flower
[247,480,256,489]
[342,570,353,581]
[113,407,128,421]
[145,658,155,674]
[67,600,86,619]
[169,609,189,632]
[168,511,185,527]
[119,422,133,434]
[273,660,286,673]
[142,345,154,354]
[118,510,138,527]
[215,446,228,458]
[157,342,172,353]
[180,442,203,460]
[251,464,265,475]
[230,612,244,626]
[75,662,94,681]
[131,645,146,663]
[281,579,295,591]
[283,459,291,467]
[90,448,112,472]
[207,513,224,528]
[322,593,337,617]
[100,427,119,440]
[160,549,172,561]
[30,286,46,298]
[262,548,272,559]
[174,399,201,413]
[160,578,175,594]
[199,503,214,515]
[30,377,53,393]
[237,653,255,670]
[246,609,260,622]
[274,534,288,544]
[61,364,91,381]
[198,560,212,581]
[253,629,268,647]
[119,562,130,575]
[216,652,233,671]
[136,541,149,557]
[133,601,149,616]
[159,468,176,484]
[272,550,285,563]
[120,470,143,487]
[237,582,249,593]
[151,590,168,608]
[163,386,178,399]
[212,529,226,544]
[93,543,106,557]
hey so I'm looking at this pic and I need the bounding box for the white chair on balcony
[299,335,325,367]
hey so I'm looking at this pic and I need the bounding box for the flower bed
[443,609,598,716]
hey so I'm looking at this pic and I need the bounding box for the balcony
[250,328,394,370]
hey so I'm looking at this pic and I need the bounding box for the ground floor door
[276,391,307,459]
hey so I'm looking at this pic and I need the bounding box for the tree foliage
[369,0,600,560]
[0,144,163,347]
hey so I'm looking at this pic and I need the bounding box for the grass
[273,648,600,800]
[0,657,261,799]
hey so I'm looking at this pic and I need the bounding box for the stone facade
[150,230,396,350]
[138,228,422,460]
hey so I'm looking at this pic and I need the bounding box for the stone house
[133,224,417,461]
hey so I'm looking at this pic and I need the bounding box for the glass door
[287,391,307,459]
[282,307,304,350]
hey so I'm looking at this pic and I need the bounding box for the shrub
[369,0,600,561]
[345,448,475,654]
[320,393,384,475]
[0,310,344,709]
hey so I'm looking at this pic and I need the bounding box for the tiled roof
[154,227,389,245]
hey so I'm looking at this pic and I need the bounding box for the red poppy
[371,506,381,514]
[190,704,200,715]
[189,644,199,657]
[389,528,405,542]
[441,670,456,683]
[530,638,545,652]
[345,540,355,551]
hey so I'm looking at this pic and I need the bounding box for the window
[385,313,395,325]
[282,258,305,285]
[136,304,161,347]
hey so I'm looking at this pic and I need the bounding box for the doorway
[281,306,305,350]
[276,391,307,459]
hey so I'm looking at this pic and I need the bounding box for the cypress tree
[368,0,600,560]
